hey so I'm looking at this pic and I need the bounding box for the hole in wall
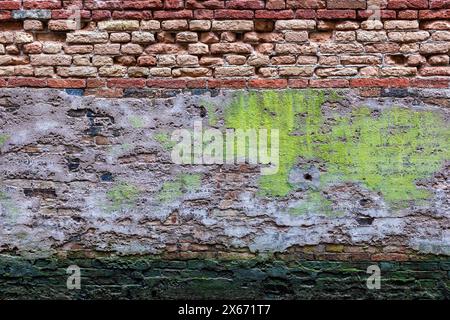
[67,157,80,172]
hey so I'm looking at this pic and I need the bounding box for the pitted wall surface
[0,88,448,259]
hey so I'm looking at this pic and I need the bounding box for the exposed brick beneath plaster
[0,1,446,92]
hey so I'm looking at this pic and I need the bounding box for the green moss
[154,132,176,151]
[200,100,219,126]
[128,116,145,129]
[157,180,183,203]
[225,90,326,197]
[157,173,203,203]
[106,182,140,210]
[328,90,344,103]
[180,173,202,190]
[0,134,9,147]
[316,106,449,206]
[224,90,449,209]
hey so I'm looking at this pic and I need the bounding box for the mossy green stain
[180,173,202,190]
[107,182,140,210]
[157,180,183,203]
[225,90,327,197]
[316,106,449,205]
[157,173,203,203]
[128,116,145,129]
[224,90,449,208]
[0,134,9,147]
[200,100,219,126]
[328,90,344,103]
[154,132,177,151]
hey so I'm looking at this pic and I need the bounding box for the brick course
[1,255,448,299]
[0,0,448,94]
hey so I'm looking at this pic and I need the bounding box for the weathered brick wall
[0,0,449,96]
[1,256,449,299]
[0,87,448,262]
[0,1,449,299]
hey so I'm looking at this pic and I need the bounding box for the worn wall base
[0,255,449,300]
[1,88,449,257]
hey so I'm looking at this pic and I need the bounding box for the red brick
[288,79,308,88]
[310,79,349,88]
[108,79,146,88]
[52,9,91,19]
[249,79,287,88]
[153,10,193,19]
[419,9,450,19]
[420,67,450,76]
[410,78,449,88]
[85,1,164,10]
[226,0,265,9]
[0,1,21,10]
[186,79,208,88]
[164,0,185,9]
[8,77,47,87]
[48,79,86,88]
[371,253,409,261]
[91,10,112,21]
[122,0,164,9]
[430,0,450,9]
[61,1,83,9]
[83,0,118,10]
[317,9,356,19]
[327,0,366,9]
[397,10,418,19]
[88,88,124,98]
[207,79,246,88]
[0,10,12,20]
[287,0,325,9]
[266,0,286,10]
[350,78,410,87]
[194,9,214,19]
[138,55,157,66]
[24,0,62,9]
[357,9,396,19]
[0,78,7,87]
[147,79,187,88]
[387,0,428,9]
[214,9,254,19]
[255,10,294,19]
[112,10,153,20]
[0,0,447,93]
[87,78,106,88]
[295,9,316,18]
[186,0,225,9]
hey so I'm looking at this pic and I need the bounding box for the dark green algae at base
[0,255,449,299]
